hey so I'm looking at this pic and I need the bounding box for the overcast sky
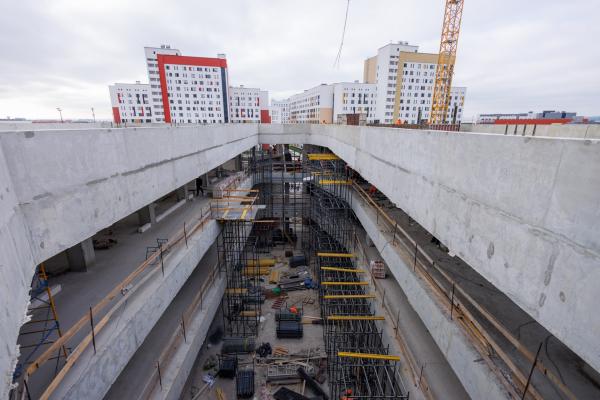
[1,0,598,121]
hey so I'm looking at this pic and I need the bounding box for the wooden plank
[338,352,400,361]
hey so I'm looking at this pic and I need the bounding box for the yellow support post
[323,294,376,300]
[307,153,339,161]
[317,252,354,258]
[320,266,365,273]
[247,259,276,267]
[327,315,385,321]
[319,180,352,185]
[321,281,369,286]
[337,352,401,361]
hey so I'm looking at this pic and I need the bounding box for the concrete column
[176,184,189,201]
[137,203,157,225]
[235,154,243,171]
[66,238,95,272]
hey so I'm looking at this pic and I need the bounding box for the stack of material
[370,260,386,279]
[236,370,255,398]
[218,356,238,378]
[289,255,306,268]
[273,387,310,400]
[272,346,289,356]
[267,364,315,385]
[276,310,302,322]
[221,337,256,354]
[277,320,303,338]
[279,267,312,291]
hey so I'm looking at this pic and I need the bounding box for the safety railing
[22,202,214,400]
[138,260,222,399]
[351,182,577,400]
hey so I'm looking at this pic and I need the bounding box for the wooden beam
[338,352,400,361]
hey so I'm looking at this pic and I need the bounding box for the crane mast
[430,0,464,125]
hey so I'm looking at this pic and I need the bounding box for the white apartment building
[288,84,334,124]
[145,45,181,122]
[229,86,270,123]
[332,81,377,124]
[108,82,154,124]
[158,53,230,124]
[364,41,467,124]
[270,99,290,124]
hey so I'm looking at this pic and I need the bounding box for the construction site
[0,121,598,400]
[1,0,600,399]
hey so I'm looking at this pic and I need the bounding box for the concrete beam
[0,124,257,264]
[259,124,600,373]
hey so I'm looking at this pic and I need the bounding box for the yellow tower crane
[430,0,465,125]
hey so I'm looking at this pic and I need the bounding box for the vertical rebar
[450,284,456,320]
[24,378,32,400]
[521,342,543,400]
[184,222,188,248]
[160,245,164,276]
[181,314,187,343]
[89,307,96,354]
[413,243,418,272]
[157,360,163,389]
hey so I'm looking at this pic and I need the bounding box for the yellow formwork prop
[225,288,248,294]
[337,351,401,361]
[307,153,339,161]
[319,180,352,185]
[242,267,270,276]
[323,294,376,299]
[247,259,276,267]
[321,281,370,286]
[320,267,365,273]
[327,315,385,321]
[317,252,354,258]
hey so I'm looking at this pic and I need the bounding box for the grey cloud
[0,0,598,120]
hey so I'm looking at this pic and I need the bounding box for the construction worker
[195,177,204,197]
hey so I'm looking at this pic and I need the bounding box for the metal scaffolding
[307,149,410,399]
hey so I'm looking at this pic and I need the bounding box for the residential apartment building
[270,99,290,124]
[108,82,154,124]
[364,41,467,124]
[229,86,270,123]
[157,53,230,124]
[332,81,377,124]
[288,84,334,124]
[145,45,181,122]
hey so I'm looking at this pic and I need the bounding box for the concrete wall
[0,124,257,264]
[463,123,600,139]
[0,145,37,399]
[259,124,600,374]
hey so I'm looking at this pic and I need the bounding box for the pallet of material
[370,260,386,279]
[276,320,303,338]
[269,270,281,284]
